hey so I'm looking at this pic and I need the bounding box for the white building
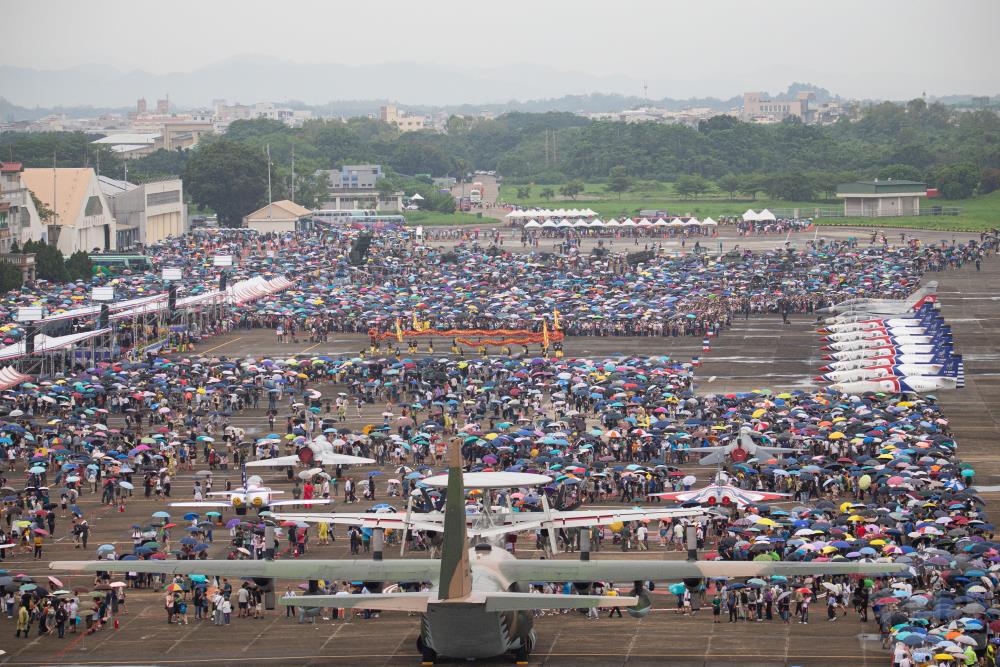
[243,200,312,234]
[99,176,187,249]
[0,162,47,250]
[21,168,117,255]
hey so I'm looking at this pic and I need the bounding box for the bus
[89,253,152,275]
[311,209,406,226]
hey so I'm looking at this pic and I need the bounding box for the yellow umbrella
[829,432,845,440]
[609,522,624,533]
[755,517,778,527]
[859,474,872,490]
[847,515,865,522]
[751,408,767,419]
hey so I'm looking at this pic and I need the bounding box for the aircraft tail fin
[942,354,965,388]
[910,281,938,311]
[438,438,472,600]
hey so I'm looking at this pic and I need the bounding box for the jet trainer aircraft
[818,281,937,316]
[694,427,804,465]
[244,435,375,469]
[169,474,331,515]
[52,444,903,662]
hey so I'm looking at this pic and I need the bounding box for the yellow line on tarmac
[198,336,243,355]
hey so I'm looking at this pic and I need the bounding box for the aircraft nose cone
[813,376,827,382]
[821,355,832,361]
[820,346,831,351]
[818,365,830,372]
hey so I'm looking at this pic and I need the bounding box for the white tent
[637,218,653,226]
[582,208,597,217]
[524,220,541,228]
[621,218,637,227]
[541,220,558,228]
[409,193,425,201]
[668,218,686,227]
[589,219,605,227]
[742,209,758,221]
[757,208,776,221]
[557,219,574,228]
[686,218,701,225]
[654,218,669,226]
[702,217,718,226]
[573,219,590,228]
[505,210,525,218]
[605,219,621,227]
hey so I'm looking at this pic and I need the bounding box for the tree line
[1,98,998,226]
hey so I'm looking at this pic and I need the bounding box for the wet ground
[2,227,998,666]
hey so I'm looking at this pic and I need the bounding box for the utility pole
[290,147,295,203]
[266,144,272,218]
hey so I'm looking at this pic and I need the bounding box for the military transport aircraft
[52,444,903,662]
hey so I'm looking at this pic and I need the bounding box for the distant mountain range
[0,55,994,122]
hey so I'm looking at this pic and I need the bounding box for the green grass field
[498,183,1000,231]
[402,210,489,226]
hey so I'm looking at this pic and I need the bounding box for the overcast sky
[4,0,999,100]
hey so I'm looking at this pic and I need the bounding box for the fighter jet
[649,472,790,508]
[169,474,332,515]
[51,444,903,663]
[244,434,375,469]
[816,354,962,385]
[695,427,804,465]
[818,281,937,315]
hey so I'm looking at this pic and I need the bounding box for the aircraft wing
[245,453,375,467]
[646,489,701,502]
[267,499,333,509]
[273,511,445,533]
[168,501,232,509]
[741,489,791,502]
[497,559,905,583]
[757,446,805,456]
[50,558,440,582]
[482,592,638,611]
[281,593,431,612]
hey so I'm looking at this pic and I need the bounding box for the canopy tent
[0,328,113,362]
[0,366,31,391]
[523,220,541,228]
[33,293,167,325]
[742,209,758,221]
[702,217,718,226]
[757,209,777,221]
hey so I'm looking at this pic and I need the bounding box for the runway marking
[198,337,243,355]
[299,342,321,354]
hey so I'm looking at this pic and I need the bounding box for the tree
[559,180,584,199]
[761,172,816,201]
[64,250,93,281]
[674,174,708,199]
[878,164,923,182]
[539,187,555,201]
[717,173,741,199]
[516,186,531,199]
[929,162,980,199]
[980,168,1000,195]
[183,140,269,227]
[738,174,763,200]
[23,240,69,282]
[0,262,22,292]
[30,191,54,223]
[606,166,632,199]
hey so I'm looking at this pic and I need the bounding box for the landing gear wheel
[416,636,436,664]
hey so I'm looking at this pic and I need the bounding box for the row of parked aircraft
[812,281,964,394]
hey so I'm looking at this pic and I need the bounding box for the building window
[85,195,104,217]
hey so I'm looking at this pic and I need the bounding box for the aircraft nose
[813,376,828,382]
[818,365,830,371]
[820,345,831,351]
[821,354,832,361]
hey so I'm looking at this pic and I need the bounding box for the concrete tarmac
[4,228,999,665]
